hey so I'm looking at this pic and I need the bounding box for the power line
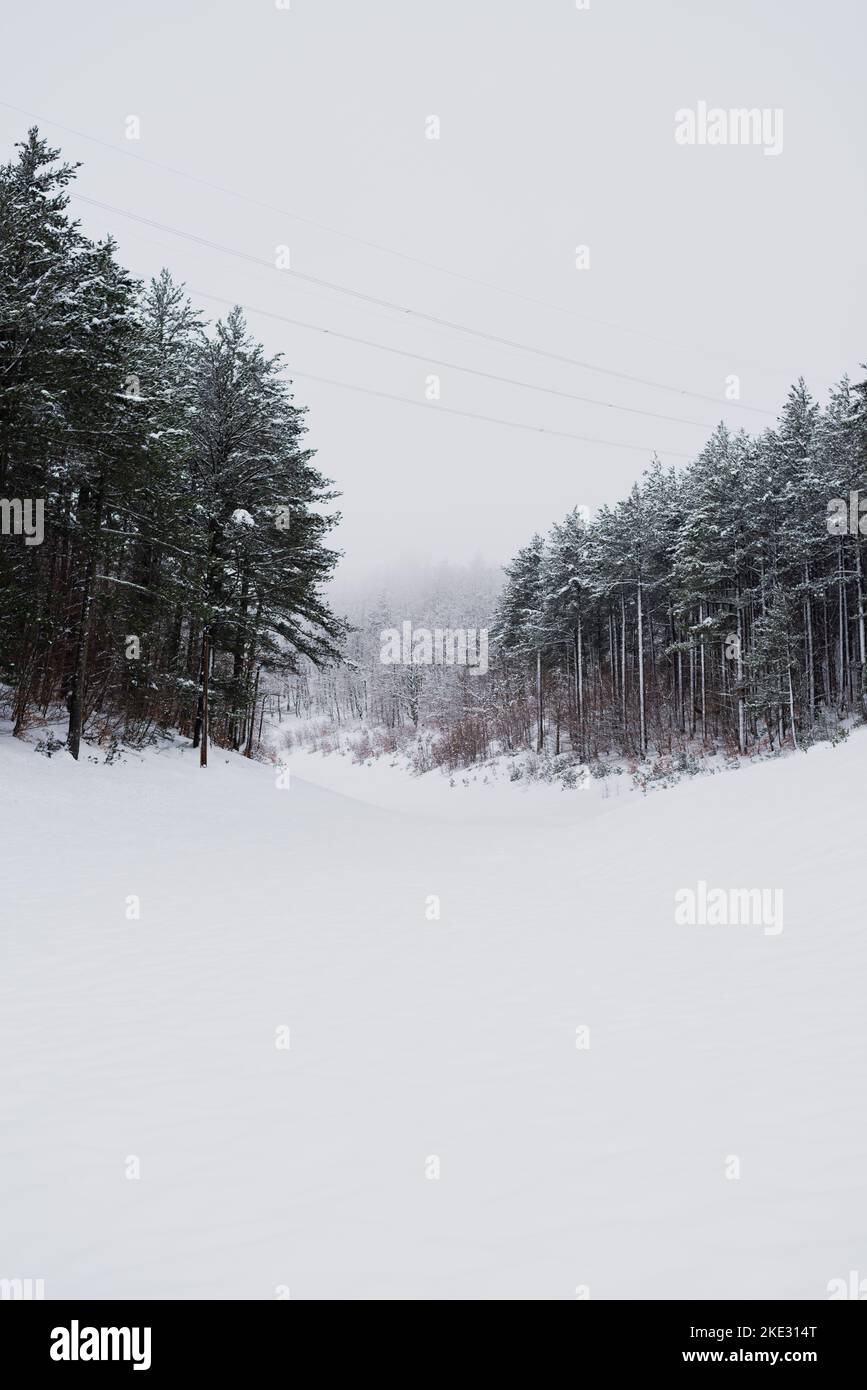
[0,97,816,380]
[70,192,777,419]
[0,124,704,458]
[272,365,694,458]
[190,287,726,432]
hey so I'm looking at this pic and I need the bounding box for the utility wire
[71,192,776,419]
[273,365,694,458]
[190,287,727,432]
[0,97,816,380]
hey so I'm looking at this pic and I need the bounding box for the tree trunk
[67,478,105,760]
[787,647,798,750]
[199,630,210,768]
[689,617,696,738]
[699,602,707,745]
[804,565,815,724]
[637,577,646,756]
[620,593,627,735]
[244,665,261,758]
[837,539,845,712]
[856,542,866,711]
[573,612,584,759]
[736,585,746,754]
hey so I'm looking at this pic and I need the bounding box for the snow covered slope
[1,730,865,1299]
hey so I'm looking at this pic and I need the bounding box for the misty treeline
[282,561,502,770]
[288,375,867,777]
[495,375,867,764]
[0,130,344,757]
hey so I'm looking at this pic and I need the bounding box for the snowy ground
[1,724,865,1299]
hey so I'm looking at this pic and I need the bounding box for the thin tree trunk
[804,565,815,724]
[689,616,696,738]
[699,602,707,744]
[244,664,261,758]
[573,611,584,758]
[200,630,210,768]
[787,648,798,750]
[67,478,105,760]
[620,593,627,735]
[856,542,866,711]
[637,577,646,756]
[837,540,845,712]
[736,585,746,754]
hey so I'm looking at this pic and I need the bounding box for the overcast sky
[3,0,866,583]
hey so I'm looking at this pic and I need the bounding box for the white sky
[3,0,866,583]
